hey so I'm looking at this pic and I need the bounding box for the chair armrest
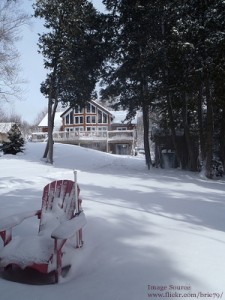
[51,212,87,239]
[0,210,41,231]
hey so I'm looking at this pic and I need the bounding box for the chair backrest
[38,180,80,234]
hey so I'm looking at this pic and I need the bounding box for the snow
[0,210,40,231]
[0,235,54,269]
[38,112,63,131]
[52,212,87,239]
[0,142,225,299]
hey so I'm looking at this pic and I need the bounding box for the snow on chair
[0,171,86,283]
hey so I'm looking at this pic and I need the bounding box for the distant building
[31,100,137,155]
[37,112,63,133]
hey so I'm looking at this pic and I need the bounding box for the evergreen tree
[166,0,225,177]
[101,0,225,176]
[0,124,25,155]
[33,0,105,163]
[101,0,165,169]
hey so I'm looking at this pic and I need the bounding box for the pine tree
[33,0,105,163]
[0,124,25,155]
[101,0,165,169]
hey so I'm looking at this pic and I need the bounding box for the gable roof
[60,100,113,117]
[38,112,63,130]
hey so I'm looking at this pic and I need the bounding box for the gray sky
[8,0,105,124]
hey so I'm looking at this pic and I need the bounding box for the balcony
[31,130,135,144]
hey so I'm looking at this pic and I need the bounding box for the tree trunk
[43,139,49,159]
[47,95,58,164]
[204,76,214,178]
[166,93,182,168]
[197,84,205,169]
[43,77,58,164]
[182,93,197,171]
[219,108,225,171]
[142,103,151,169]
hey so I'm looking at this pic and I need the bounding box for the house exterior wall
[61,101,112,133]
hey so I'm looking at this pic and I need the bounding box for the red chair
[0,174,86,283]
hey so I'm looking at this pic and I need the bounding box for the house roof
[38,112,63,130]
[60,100,113,117]
[110,111,137,124]
[0,123,14,133]
[38,102,138,129]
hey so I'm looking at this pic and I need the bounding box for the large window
[75,116,84,124]
[86,103,96,113]
[86,115,96,124]
[65,114,70,125]
[70,111,74,124]
[98,110,108,124]
[98,110,102,123]
[74,105,84,114]
[103,113,107,123]
[65,110,74,125]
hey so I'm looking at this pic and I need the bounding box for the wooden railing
[31,130,135,143]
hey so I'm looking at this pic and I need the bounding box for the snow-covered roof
[60,100,113,117]
[0,123,14,133]
[38,112,63,131]
[110,111,137,124]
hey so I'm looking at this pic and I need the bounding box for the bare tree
[0,0,29,101]
[0,107,8,121]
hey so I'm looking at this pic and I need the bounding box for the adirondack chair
[0,172,86,283]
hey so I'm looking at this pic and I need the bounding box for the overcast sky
[7,0,105,124]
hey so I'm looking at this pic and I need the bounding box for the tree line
[33,0,224,178]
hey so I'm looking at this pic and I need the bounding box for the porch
[31,130,136,155]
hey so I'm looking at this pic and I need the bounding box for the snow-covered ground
[0,142,225,300]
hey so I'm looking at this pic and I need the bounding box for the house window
[75,127,84,131]
[86,127,96,131]
[65,127,74,132]
[98,110,107,124]
[65,110,75,125]
[98,126,107,131]
[98,110,102,123]
[65,114,69,125]
[75,116,84,124]
[70,111,74,124]
[86,103,96,113]
[117,127,127,131]
[103,113,107,123]
[74,105,84,114]
[87,115,96,124]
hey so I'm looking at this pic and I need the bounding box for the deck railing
[31,130,135,143]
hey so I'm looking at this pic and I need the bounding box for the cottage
[32,100,137,155]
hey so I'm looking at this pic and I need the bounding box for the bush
[0,124,25,155]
